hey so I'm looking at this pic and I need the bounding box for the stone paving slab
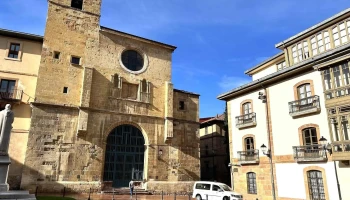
[37,193,196,200]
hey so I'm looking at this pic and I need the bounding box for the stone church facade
[19,0,200,193]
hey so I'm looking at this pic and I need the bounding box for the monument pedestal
[0,156,36,199]
[0,155,10,192]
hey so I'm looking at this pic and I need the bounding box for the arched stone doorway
[103,124,145,188]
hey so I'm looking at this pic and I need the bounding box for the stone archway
[103,124,145,188]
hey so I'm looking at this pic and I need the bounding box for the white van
[192,181,243,200]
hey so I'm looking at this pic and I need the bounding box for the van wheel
[196,194,202,200]
[223,196,229,200]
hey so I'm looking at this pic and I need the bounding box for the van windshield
[220,184,232,191]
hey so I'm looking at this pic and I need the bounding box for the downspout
[260,83,276,200]
[282,42,291,67]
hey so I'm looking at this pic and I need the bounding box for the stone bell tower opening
[103,125,145,188]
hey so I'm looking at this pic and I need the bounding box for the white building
[218,8,350,200]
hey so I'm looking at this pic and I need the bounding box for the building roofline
[275,8,350,48]
[100,26,177,51]
[218,42,350,100]
[244,52,284,74]
[174,88,200,96]
[0,28,43,42]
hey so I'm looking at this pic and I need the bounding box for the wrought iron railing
[293,144,327,161]
[0,89,23,101]
[237,149,259,162]
[236,112,256,126]
[289,95,320,114]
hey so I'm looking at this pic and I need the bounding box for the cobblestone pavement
[38,193,196,200]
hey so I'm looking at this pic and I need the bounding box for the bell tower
[35,0,101,106]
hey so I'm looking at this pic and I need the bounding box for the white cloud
[218,75,251,92]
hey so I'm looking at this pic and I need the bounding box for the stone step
[102,188,151,195]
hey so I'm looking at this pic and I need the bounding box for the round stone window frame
[118,48,149,74]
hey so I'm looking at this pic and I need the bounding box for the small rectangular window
[63,87,68,93]
[71,56,81,65]
[8,43,20,59]
[71,0,83,10]
[54,51,60,59]
[179,101,185,110]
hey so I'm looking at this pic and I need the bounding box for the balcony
[235,112,256,129]
[331,141,350,161]
[293,144,327,162]
[289,95,321,117]
[0,89,23,103]
[237,149,259,164]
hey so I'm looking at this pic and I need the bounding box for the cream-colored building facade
[0,29,42,189]
[218,8,350,200]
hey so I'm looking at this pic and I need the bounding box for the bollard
[112,188,115,200]
[161,190,164,200]
[206,194,208,200]
[35,186,38,197]
[87,188,91,200]
[174,192,176,200]
[63,187,66,197]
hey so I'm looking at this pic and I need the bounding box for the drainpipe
[260,83,276,200]
[334,161,342,200]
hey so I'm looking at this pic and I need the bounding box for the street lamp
[319,136,332,155]
[260,144,271,158]
[318,136,342,200]
[260,143,275,200]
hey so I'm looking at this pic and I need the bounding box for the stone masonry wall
[21,0,200,193]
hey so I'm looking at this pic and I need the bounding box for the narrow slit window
[71,0,83,10]
[54,51,60,59]
[71,56,81,65]
[63,87,68,94]
[179,101,185,110]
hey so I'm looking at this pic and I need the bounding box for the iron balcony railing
[236,112,256,126]
[237,149,259,163]
[0,89,23,101]
[289,95,320,114]
[293,144,327,161]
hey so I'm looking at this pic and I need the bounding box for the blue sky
[0,1,349,118]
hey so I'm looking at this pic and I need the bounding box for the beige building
[199,114,230,186]
[0,0,200,194]
[218,8,350,200]
[0,29,42,189]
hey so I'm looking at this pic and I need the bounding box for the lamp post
[318,136,342,200]
[260,143,276,200]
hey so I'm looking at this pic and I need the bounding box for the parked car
[192,181,243,200]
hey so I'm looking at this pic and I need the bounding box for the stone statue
[0,104,14,156]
